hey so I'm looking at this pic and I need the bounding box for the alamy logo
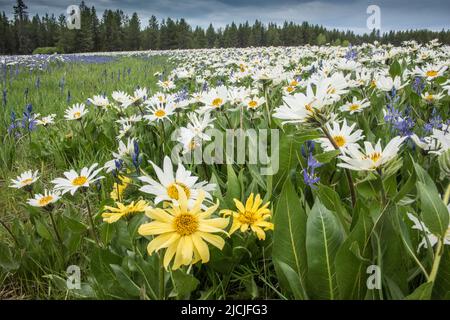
[66,265,81,289]
[66,5,81,30]
[366,265,381,290]
[366,5,381,31]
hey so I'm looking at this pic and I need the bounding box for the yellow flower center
[333,135,346,147]
[349,104,360,111]
[72,176,88,186]
[370,80,377,88]
[327,87,336,94]
[212,98,223,107]
[38,195,54,207]
[248,100,258,108]
[290,80,298,86]
[173,213,198,236]
[155,109,166,117]
[166,182,191,200]
[238,210,257,225]
[425,94,434,101]
[305,103,313,112]
[369,152,381,163]
[21,178,34,185]
[74,112,81,118]
[188,140,197,150]
[426,70,438,78]
[158,96,165,102]
[286,86,295,93]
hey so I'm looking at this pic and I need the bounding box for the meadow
[0,42,449,300]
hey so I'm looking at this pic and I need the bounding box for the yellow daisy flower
[138,186,229,270]
[102,200,149,223]
[221,193,273,240]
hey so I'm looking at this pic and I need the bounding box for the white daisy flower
[157,79,176,91]
[138,156,216,207]
[52,163,104,195]
[144,103,175,122]
[10,170,39,189]
[88,95,110,108]
[198,85,229,113]
[273,85,323,124]
[243,96,266,110]
[316,119,364,154]
[340,97,370,114]
[338,136,406,171]
[37,114,56,126]
[413,64,447,81]
[28,190,61,207]
[421,91,445,103]
[64,103,88,121]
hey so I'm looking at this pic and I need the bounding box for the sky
[1,0,449,34]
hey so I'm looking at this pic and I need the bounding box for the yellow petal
[138,221,175,236]
[164,239,179,269]
[198,232,225,250]
[145,208,174,223]
[198,200,219,219]
[251,225,266,240]
[102,212,123,223]
[191,233,210,263]
[245,193,254,211]
[147,232,179,255]
[233,198,245,213]
[228,219,242,236]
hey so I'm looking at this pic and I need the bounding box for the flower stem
[428,237,444,283]
[85,196,100,247]
[0,219,19,246]
[321,125,356,207]
[48,209,64,251]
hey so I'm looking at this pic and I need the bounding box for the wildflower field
[1,41,450,300]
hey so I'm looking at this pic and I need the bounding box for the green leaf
[306,200,345,299]
[315,150,341,164]
[0,243,20,271]
[110,264,141,297]
[417,181,449,237]
[170,270,200,298]
[433,249,450,299]
[389,60,401,77]
[273,260,304,299]
[405,282,433,300]
[315,185,351,234]
[272,178,308,299]
[35,220,52,240]
[413,161,438,194]
[273,132,301,191]
[335,201,374,299]
[225,164,241,207]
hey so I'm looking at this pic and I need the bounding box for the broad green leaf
[417,181,449,237]
[306,200,345,299]
[170,270,200,298]
[389,60,401,77]
[413,161,438,194]
[315,185,351,234]
[335,201,374,299]
[273,260,304,299]
[272,178,308,299]
[273,132,301,191]
[405,282,433,300]
[110,264,141,297]
[35,220,52,240]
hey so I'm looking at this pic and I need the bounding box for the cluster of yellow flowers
[102,185,274,270]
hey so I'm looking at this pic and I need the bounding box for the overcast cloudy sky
[1,0,449,34]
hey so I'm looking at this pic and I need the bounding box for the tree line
[2,0,450,54]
